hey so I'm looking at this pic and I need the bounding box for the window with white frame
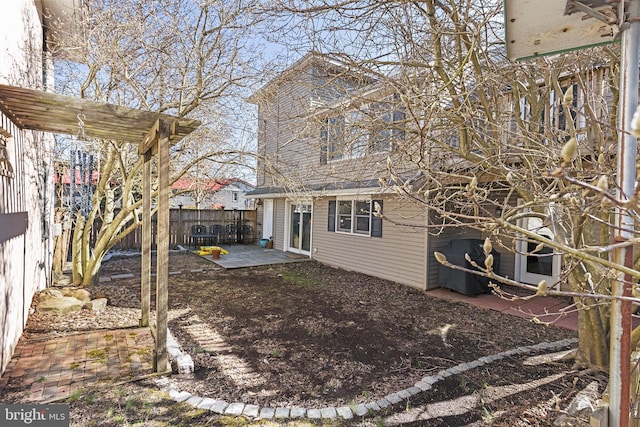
[320,102,404,164]
[328,198,383,237]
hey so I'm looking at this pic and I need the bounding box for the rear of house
[248,53,616,293]
[249,53,434,290]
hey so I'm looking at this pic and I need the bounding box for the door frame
[514,203,561,286]
[285,200,312,255]
[262,199,274,240]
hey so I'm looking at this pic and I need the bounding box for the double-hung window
[328,198,383,237]
[320,101,405,164]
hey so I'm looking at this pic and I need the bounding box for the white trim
[285,200,312,256]
[262,199,274,240]
[514,202,561,286]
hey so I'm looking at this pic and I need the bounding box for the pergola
[0,83,200,372]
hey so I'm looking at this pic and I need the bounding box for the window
[328,199,383,237]
[513,83,582,142]
[320,115,345,163]
[320,102,405,164]
[0,134,14,178]
[337,200,352,232]
[232,192,238,202]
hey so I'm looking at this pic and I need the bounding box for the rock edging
[155,337,578,421]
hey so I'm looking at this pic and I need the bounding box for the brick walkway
[0,328,154,403]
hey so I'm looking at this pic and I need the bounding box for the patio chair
[226,224,238,243]
[241,225,255,243]
[190,224,211,248]
[209,224,224,245]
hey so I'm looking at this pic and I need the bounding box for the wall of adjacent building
[0,0,55,375]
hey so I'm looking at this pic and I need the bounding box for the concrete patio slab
[195,244,310,269]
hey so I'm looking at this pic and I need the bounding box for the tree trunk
[71,214,85,284]
[575,297,610,371]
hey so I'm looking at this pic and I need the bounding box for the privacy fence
[101,208,258,250]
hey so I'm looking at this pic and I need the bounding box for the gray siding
[312,196,428,290]
[273,198,286,251]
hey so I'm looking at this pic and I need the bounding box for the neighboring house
[247,52,612,291]
[0,0,80,374]
[171,177,256,211]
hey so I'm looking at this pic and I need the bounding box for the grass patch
[279,269,316,287]
[67,389,83,402]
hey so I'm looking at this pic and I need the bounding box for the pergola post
[140,149,151,328]
[139,118,172,373]
[155,123,170,373]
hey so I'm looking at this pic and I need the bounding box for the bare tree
[52,0,267,285]
[261,0,639,373]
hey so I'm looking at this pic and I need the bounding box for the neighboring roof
[0,84,200,144]
[172,177,255,192]
[54,169,100,185]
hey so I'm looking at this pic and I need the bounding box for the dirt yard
[2,251,606,426]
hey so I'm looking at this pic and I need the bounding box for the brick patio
[0,328,154,403]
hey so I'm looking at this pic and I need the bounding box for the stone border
[154,337,578,421]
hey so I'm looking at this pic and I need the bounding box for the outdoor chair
[209,224,224,245]
[241,225,255,243]
[190,224,213,248]
[226,224,238,244]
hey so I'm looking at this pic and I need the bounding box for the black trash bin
[437,239,500,295]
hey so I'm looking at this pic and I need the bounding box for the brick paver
[0,327,154,403]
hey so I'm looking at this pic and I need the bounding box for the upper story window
[232,192,239,202]
[512,83,583,143]
[320,103,405,164]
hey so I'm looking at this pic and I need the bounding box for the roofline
[247,52,376,104]
[246,180,390,199]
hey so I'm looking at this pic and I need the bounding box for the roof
[247,180,384,198]
[0,84,200,144]
[247,52,376,104]
[54,169,100,185]
[172,177,255,192]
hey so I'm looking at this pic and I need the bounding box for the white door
[262,199,274,240]
[515,210,561,286]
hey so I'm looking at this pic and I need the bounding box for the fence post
[178,204,184,245]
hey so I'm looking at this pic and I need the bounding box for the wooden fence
[94,208,258,250]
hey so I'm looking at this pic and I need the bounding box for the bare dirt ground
[2,251,606,426]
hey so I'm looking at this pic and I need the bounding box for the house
[171,177,256,210]
[248,53,434,289]
[0,0,81,375]
[247,52,615,292]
